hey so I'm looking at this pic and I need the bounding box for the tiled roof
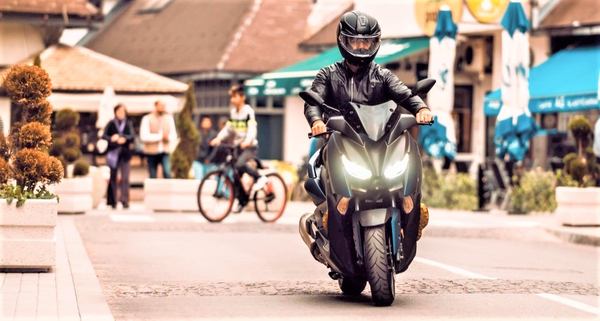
[300,3,352,48]
[86,0,315,75]
[0,0,98,17]
[0,44,188,94]
[85,0,254,75]
[222,0,314,73]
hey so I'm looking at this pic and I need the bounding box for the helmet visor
[339,34,380,57]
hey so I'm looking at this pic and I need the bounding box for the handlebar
[307,131,333,139]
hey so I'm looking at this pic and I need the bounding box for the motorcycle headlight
[384,153,409,180]
[341,155,372,180]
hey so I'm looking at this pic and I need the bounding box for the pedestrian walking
[102,104,135,209]
[140,100,178,178]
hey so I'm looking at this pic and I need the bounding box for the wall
[0,97,10,136]
[0,22,45,67]
[283,96,311,165]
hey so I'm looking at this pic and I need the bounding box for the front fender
[358,208,389,227]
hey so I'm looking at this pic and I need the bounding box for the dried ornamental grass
[12,149,49,190]
[19,122,52,150]
[3,65,51,104]
[46,156,64,184]
[0,158,11,184]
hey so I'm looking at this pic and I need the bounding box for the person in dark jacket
[193,116,218,179]
[302,11,434,242]
[305,10,433,136]
[102,103,135,209]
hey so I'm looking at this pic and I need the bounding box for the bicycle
[197,144,288,223]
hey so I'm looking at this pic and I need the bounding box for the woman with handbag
[102,104,135,209]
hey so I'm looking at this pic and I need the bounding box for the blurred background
[0,0,598,210]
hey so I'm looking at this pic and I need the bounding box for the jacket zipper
[350,77,355,102]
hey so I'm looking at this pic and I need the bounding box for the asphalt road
[74,203,599,320]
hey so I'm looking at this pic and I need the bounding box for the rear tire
[338,277,367,296]
[363,226,395,306]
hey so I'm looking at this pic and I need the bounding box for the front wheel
[254,173,288,223]
[363,226,395,306]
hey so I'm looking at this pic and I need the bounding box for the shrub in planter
[0,64,63,206]
[560,116,599,187]
[422,163,477,210]
[509,169,557,214]
[50,108,89,177]
[171,83,199,179]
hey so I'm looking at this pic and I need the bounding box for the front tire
[338,277,367,296]
[363,226,395,306]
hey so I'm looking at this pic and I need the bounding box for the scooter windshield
[350,100,397,141]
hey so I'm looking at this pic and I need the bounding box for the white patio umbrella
[494,0,536,161]
[420,5,457,159]
[96,86,116,132]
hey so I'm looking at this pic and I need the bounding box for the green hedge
[422,165,477,210]
[509,169,557,214]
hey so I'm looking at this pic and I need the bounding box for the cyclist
[210,84,268,212]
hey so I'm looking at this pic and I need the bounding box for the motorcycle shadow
[302,293,407,307]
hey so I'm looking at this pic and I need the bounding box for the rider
[211,84,268,213]
[305,11,433,235]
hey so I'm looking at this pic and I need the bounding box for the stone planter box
[90,166,109,209]
[144,178,200,212]
[555,186,600,226]
[0,199,58,271]
[52,176,94,214]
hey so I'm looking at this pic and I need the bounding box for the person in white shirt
[210,85,268,212]
[140,100,178,178]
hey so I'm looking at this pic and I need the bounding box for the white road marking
[415,256,599,316]
[109,214,155,223]
[536,293,600,316]
[414,257,496,280]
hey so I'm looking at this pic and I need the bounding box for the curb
[543,224,600,247]
[60,218,115,321]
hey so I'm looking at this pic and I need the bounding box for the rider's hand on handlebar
[416,108,433,124]
[311,120,327,136]
[209,138,221,147]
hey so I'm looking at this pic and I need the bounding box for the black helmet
[337,11,381,66]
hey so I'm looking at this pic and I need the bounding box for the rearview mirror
[299,90,325,107]
[414,79,436,96]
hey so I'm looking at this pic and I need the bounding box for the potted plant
[0,64,63,271]
[144,83,200,211]
[49,108,93,214]
[554,116,600,226]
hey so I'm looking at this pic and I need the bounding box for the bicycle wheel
[254,172,288,223]
[197,170,235,222]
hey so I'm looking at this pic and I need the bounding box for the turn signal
[402,196,414,213]
[337,197,350,215]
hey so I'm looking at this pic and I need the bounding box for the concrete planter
[555,186,600,226]
[90,166,109,209]
[144,178,200,212]
[0,199,58,271]
[53,176,94,214]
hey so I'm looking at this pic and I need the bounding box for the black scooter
[299,79,436,306]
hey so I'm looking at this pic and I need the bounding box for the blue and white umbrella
[495,0,536,161]
[420,5,457,160]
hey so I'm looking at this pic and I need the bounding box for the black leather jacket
[304,61,428,126]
